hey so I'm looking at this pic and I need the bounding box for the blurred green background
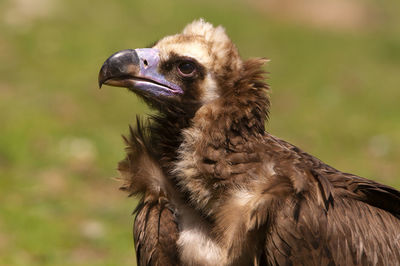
[1,0,399,265]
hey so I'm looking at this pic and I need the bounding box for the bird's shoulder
[264,133,400,219]
[257,135,400,264]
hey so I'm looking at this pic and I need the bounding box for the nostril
[143,59,148,67]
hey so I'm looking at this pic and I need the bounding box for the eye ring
[177,61,196,77]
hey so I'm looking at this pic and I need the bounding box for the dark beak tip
[98,63,109,89]
[98,75,105,89]
[97,49,140,89]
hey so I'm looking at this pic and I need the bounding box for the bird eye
[177,61,196,77]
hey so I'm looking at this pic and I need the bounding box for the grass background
[1,0,399,265]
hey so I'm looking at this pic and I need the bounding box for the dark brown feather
[134,195,179,266]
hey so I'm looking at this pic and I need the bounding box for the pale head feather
[154,19,243,103]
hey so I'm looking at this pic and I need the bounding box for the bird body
[99,20,400,266]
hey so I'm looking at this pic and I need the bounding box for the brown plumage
[99,19,400,266]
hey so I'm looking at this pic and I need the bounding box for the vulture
[98,20,400,266]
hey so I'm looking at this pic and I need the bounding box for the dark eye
[177,61,196,77]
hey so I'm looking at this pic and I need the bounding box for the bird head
[98,19,246,114]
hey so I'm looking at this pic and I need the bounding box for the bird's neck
[173,101,265,212]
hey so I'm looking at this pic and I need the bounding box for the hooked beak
[98,48,183,96]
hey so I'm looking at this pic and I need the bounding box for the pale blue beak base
[134,48,183,96]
